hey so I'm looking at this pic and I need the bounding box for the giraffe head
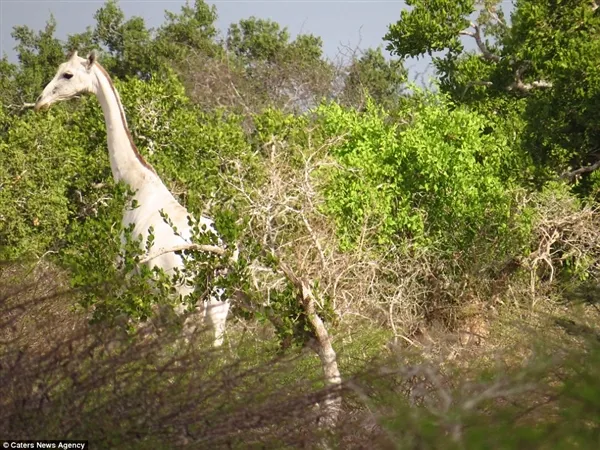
[34,51,98,111]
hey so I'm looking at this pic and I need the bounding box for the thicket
[3,263,600,448]
[2,0,600,447]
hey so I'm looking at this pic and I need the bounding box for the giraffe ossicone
[35,50,230,346]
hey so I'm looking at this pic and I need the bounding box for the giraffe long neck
[92,64,157,188]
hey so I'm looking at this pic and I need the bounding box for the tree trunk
[280,263,342,428]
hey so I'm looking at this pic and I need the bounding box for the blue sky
[1,0,440,82]
[1,0,510,84]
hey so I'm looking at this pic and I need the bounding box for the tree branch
[139,243,226,264]
[507,61,553,93]
[458,24,552,94]
[460,22,500,62]
[560,159,600,181]
[509,79,553,93]
[487,6,508,29]
[4,102,36,111]
[279,261,342,428]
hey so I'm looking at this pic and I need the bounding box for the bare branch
[507,61,553,93]
[460,22,501,62]
[4,102,36,111]
[457,27,552,94]
[560,159,600,181]
[279,262,342,428]
[509,79,553,93]
[487,6,508,29]
[523,193,600,303]
[139,243,226,264]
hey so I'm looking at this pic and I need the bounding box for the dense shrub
[2,1,600,447]
[2,70,596,328]
[317,94,532,259]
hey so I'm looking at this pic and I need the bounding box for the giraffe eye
[63,72,74,79]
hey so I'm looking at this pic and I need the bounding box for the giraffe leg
[204,289,230,347]
[174,302,199,343]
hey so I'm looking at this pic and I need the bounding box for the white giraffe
[34,51,230,346]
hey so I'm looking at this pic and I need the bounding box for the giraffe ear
[85,50,98,71]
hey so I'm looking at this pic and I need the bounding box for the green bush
[317,94,532,259]
[0,101,109,260]
[1,60,597,340]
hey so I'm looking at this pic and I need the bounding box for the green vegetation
[2,0,600,447]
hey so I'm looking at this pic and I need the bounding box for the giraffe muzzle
[34,95,52,112]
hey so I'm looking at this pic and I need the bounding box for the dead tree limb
[465,61,554,94]
[560,159,600,181]
[487,6,508,29]
[4,102,36,111]
[460,22,501,62]
[459,23,552,94]
[139,243,226,264]
[508,61,553,93]
[509,79,553,93]
[279,261,342,429]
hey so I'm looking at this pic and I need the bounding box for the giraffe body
[35,51,229,346]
